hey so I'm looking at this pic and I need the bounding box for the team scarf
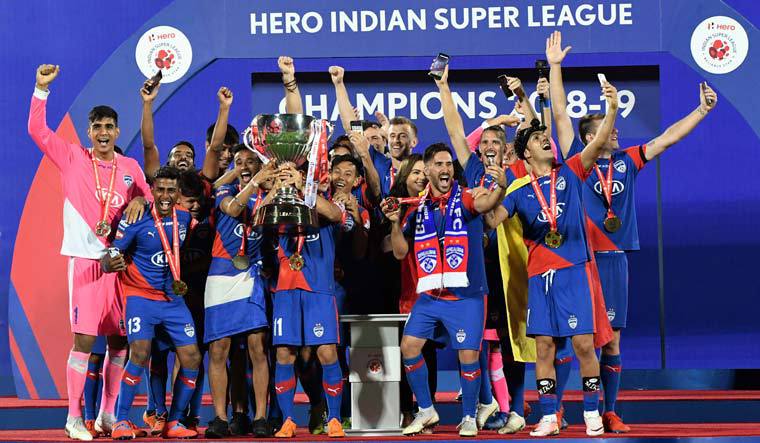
[304,119,329,208]
[413,181,469,294]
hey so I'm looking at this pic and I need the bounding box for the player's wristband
[33,87,50,100]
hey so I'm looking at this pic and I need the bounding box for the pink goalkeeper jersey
[28,89,151,259]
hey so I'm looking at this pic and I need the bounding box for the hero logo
[614,160,627,173]
[95,189,125,207]
[367,358,383,375]
[234,223,261,241]
[313,323,324,338]
[594,180,625,196]
[445,245,465,269]
[691,16,748,74]
[135,25,193,83]
[536,202,565,223]
[417,248,437,273]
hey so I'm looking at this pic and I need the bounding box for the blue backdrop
[1,0,759,397]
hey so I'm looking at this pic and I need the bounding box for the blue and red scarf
[413,181,470,293]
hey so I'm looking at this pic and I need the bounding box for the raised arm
[278,56,303,114]
[546,30,575,157]
[140,79,161,178]
[203,87,233,180]
[28,64,79,170]
[472,165,507,213]
[644,83,717,160]
[349,131,382,200]
[329,66,357,133]
[580,82,619,170]
[434,65,472,168]
[381,201,409,260]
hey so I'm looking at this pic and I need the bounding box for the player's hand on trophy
[251,162,277,189]
[217,86,233,108]
[100,251,126,273]
[36,64,60,90]
[329,66,345,85]
[545,30,571,65]
[140,79,160,103]
[124,197,147,224]
[278,56,296,81]
[700,82,718,112]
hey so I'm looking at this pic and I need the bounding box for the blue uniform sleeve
[215,184,235,210]
[564,137,585,160]
[501,192,517,218]
[371,149,392,197]
[112,214,139,252]
[463,155,486,188]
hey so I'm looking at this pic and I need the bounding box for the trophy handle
[242,124,271,165]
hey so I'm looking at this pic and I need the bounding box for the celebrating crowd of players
[28,31,717,440]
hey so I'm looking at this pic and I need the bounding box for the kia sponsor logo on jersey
[151,251,167,267]
[536,202,565,223]
[593,180,625,196]
[233,223,261,241]
[95,189,126,207]
[305,232,320,242]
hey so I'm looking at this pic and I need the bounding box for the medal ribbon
[294,235,305,260]
[389,166,396,188]
[236,186,263,258]
[530,168,559,233]
[91,152,118,228]
[150,204,181,283]
[594,160,616,219]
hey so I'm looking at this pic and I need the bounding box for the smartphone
[597,73,608,87]
[497,75,514,99]
[701,81,713,105]
[428,53,450,79]
[535,59,549,80]
[144,70,163,94]
[350,120,364,133]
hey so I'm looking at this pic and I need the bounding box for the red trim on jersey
[122,263,168,301]
[565,154,592,181]
[275,247,312,292]
[211,232,233,260]
[625,145,647,171]
[585,215,621,252]
[524,240,575,277]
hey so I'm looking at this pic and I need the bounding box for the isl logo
[135,25,193,83]
[691,16,748,74]
[367,358,383,375]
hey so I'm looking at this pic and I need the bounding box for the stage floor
[1,423,760,442]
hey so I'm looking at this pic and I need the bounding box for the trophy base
[254,202,319,235]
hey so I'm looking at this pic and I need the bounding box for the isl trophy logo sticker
[135,25,193,83]
[690,16,748,74]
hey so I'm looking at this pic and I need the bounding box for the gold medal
[232,255,250,271]
[95,220,111,237]
[289,253,304,271]
[172,279,188,296]
[604,215,622,233]
[544,230,563,249]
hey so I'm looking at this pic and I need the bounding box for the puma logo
[275,385,287,393]
[147,231,155,238]
[404,365,412,371]
[461,369,481,381]
[124,376,139,385]
[326,387,341,395]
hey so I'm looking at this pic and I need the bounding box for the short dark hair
[423,142,452,163]
[178,170,204,198]
[330,135,354,153]
[231,143,259,159]
[206,123,239,146]
[389,116,418,137]
[514,119,546,160]
[152,166,181,184]
[114,146,124,155]
[362,121,381,131]
[88,106,118,126]
[330,154,363,176]
[169,141,195,159]
[578,114,605,145]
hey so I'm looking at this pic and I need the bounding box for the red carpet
[0,423,759,441]
[3,390,759,408]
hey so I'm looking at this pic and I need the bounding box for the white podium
[340,314,408,436]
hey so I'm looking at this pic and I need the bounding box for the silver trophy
[242,114,333,235]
